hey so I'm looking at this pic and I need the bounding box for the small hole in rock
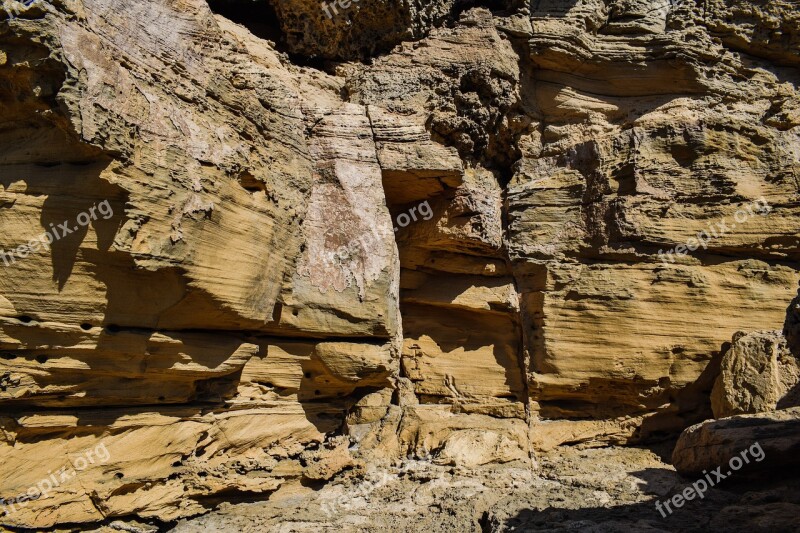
[236,172,268,193]
[304,372,312,379]
[36,355,48,364]
[18,316,33,324]
[80,323,92,331]
[314,389,321,395]
[105,324,121,333]
[114,472,124,479]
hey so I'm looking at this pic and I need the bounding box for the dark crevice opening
[207,0,282,43]
[207,0,336,71]
[209,0,526,69]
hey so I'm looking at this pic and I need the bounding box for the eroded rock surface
[786,286,800,356]
[711,330,800,418]
[672,407,800,477]
[0,0,798,528]
[169,446,800,532]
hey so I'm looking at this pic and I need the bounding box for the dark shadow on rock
[784,282,800,358]
[0,159,128,290]
[494,497,719,532]
[44,171,126,290]
[295,340,392,435]
[531,0,581,18]
[777,381,800,410]
[636,344,725,443]
[0,159,134,382]
[629,466,682,497]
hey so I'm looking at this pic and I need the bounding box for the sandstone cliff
[0,0,798,529]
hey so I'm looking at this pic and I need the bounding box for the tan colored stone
[672,407,800,477]
[1,0,800,528]
[711,330,800,418]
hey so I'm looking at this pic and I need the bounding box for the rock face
[265,0,457,60]
[787,287,800,356]
[0,0,798,528]
[672,407,800,477]
[711,330,800,418]
[0,0,401,526]
[511,0,800,438]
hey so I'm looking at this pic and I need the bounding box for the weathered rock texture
[711,330,800,418]
[673,407,800,477]
[0,0,798,528]
[787,286,800,356]
[510,0,800,444]
[170,445,800,532]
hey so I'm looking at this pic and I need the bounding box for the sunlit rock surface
[0,0,798,528]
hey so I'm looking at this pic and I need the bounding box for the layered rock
[0,0,799,528]
[786,286,800,356]
[344,9,531,455]
[507,0,800,445]
[0,0,402,526]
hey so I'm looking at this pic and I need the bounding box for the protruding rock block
[672,407,800,477]
[711,331,800,418]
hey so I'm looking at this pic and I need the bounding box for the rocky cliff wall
[0,0,798,528]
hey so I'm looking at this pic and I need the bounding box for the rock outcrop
[0,0,403,526]
[511,0,800,442]
[672,407,800,477]
[265,0,456,60]
[711,330,800,418]
[0,0,798,528]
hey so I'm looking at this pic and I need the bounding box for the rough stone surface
[711,330,800,418]
[0,0,798,529]
[672,407,800,477]
[169,446,800,532]
[509,0,800,432]
[786,285,800,356]
[266,0,457,61]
